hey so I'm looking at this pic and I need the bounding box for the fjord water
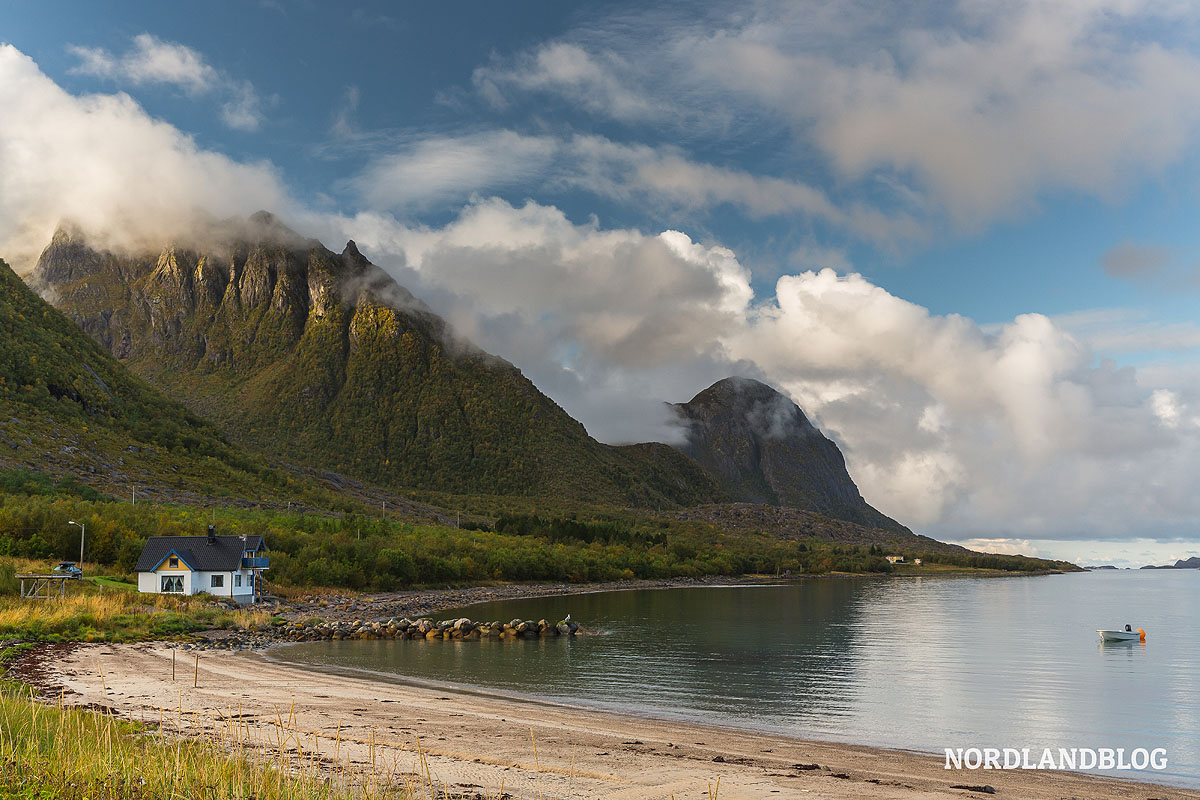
[273,571,1200,786]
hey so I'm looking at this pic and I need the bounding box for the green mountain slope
[0,255,310,505]
[31,217,723,509]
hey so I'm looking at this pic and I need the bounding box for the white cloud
[473,42,665,122]
[329,198,752,370]
[69,33,217,93]
[0,44,288,266]
[68,34,264,130]
[355,131,559,210]
[476,0,1200,233]
[353,130,923,242]
[220,80,266,132]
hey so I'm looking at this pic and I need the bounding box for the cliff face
[671,377,908,532]
[0,254,302,505]
[29,216,721,508]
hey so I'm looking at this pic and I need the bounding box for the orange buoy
[1137,628,1146,641]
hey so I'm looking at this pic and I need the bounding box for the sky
[3,0,1200,566]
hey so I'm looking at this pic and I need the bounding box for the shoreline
[25,642,1199,800]
[190,571,1070,652]
[276,574,792,626]
[262,570,1066,627]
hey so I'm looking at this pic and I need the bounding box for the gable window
[235,574,242,588]
[168,557,179,569]
[161,575,183,593]
[210,575,224,588]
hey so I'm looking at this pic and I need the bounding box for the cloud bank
[351,130,923,244]
[476,0,1200,232]
[0,44,287,266]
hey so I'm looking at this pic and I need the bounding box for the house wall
[195,571,229,598]
[138,568,255,600]
[139,568,192,595]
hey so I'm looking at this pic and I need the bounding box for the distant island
[1140,556,1200,569]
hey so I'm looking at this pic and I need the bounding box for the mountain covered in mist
[30,215,721,508]
[671,377,907,532]
[28,213,906,533]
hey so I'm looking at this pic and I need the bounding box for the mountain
[1142,556,1200,569]
[29,217,722,509]
[0,254,304,506]
[670,377,908,532]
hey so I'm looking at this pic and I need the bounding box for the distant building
[913,558,922,565]
[886,555,905,564]
[134,526,268,603]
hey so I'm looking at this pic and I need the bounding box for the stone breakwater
[292,616,582,642]
[181,615,581,651]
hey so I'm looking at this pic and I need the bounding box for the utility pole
[68,520,85,565]
[382,500,387,519]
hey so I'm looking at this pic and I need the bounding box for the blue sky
[4,1,1200,565]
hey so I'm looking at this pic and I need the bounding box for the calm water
[272,571,1200,786]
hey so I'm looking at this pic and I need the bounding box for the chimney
[207,524,216,545]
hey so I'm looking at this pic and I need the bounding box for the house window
[211,575,224,588]
[161,575,183,593]
[168,557,179,568]
[235,574,242,588]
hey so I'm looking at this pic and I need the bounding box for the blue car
[52,561,83,579]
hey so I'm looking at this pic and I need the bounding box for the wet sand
[39,643,1200,800]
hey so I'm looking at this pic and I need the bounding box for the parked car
[52,561,83,579]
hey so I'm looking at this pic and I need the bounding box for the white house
[886,555,905,564]
[134,526,268,603]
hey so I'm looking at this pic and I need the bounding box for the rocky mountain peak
[671,377,907,532]
[682,377,818,441]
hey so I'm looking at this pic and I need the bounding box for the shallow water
[272,571,1200,786]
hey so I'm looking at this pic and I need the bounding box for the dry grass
[0,687,514,799]
[0,687,405,798]
[0,572,273,642]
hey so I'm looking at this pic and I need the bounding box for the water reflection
[273,571,1200,787]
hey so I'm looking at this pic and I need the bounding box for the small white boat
[1098,629,1144,642]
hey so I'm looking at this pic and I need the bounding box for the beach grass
[0,686,424,799]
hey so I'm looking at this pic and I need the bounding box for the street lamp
[68,520,85,566]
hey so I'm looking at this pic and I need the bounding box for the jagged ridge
[31,217,723,508]
[0,254,299,505]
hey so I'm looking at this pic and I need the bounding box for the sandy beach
[28,642,1198,800]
